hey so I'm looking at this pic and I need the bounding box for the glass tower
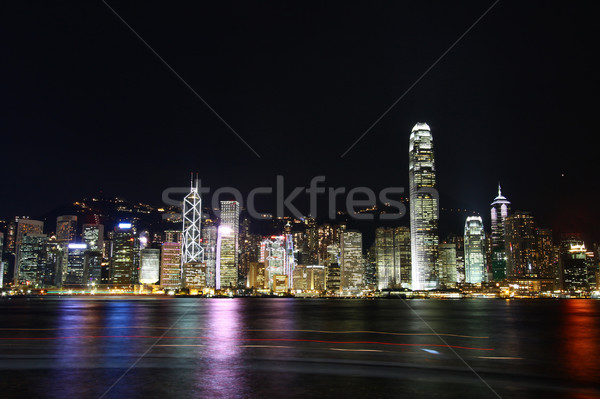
[490,184,511,280]
[408,122,439,290]
[216,200,240,289]
[464,216,486,284]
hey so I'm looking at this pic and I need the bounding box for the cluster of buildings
[1,123,598,297]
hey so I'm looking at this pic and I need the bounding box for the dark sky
[1,1,598,240]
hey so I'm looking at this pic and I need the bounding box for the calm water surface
[0,297,599,398]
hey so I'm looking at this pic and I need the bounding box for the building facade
[464,216,486,284]
[408,122,439,290]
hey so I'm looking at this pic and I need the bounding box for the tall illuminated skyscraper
[160,242,182,290]
[464,216,486,284]
[505,212,537,278]
[375,227,411,290]
[110,223,136,285]
[490,184,511,280]
[14,218,44,284]
[408,122,439,290]
[181,177,205,288]
[216,200,240,289]
[340,230,364,292]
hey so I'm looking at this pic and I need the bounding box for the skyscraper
[16,233,48,286]
[110,223,136,285]
[438,242,458,287]
[464,216,486,284]
[56,215,78,243]
[160,242,181,290]
[216,200,240,289]
[374,227,411,290]
[201,225,217,288]
[340,230,364,292]
[409,122,439,290]
[65,243,87,285]
[182,178,205,289]
[82,224,104,251]
[490,184,511,280]
[505,212,537,278]
[14,218,44,284]
[559,234,596,292]
[139,248,160,285]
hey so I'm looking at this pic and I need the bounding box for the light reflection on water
[0,298,599,398]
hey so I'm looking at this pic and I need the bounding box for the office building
[464,216,486,284]
[409,122,439,290]
[340,230,364,292]
[490,185,511,280]
[160,242,182,290]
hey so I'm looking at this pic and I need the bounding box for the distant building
[374,226,411,290]
[326,262,341,293]
[247,261,266,289]
[438,242,458,287]
[14,218,44,284]
[560,234,596,292]
[340,230,364,292]
[83,250,103,286]
[409,122,439,290]
[490,185,511,280]
[65,243,87,285]
[139,248,160,285]
[82,224,104,251]
[16,233,48,286]
[160,242,181,290]
[182,179,205,290]
[260,235,295,290]
[56,215,78,243]
[111,223,136,285]
[202,225,217,288]
[505,212,537,278]
[216,200,240,289]
[464,216,486,284]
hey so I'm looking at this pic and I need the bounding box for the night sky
[1,2,598,240]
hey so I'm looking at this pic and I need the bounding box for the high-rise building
[409,122,439,290]
[438,242,458,287]
[56,215,78,243]
[16,233,48,286]
[374,227,411,290]
[340,230,364,292]
[490,185,511,280]
[536,228,558,280]
[559,234,596,292]
[83,250,103,286]
[160,242,181,290]
[82,224,104,251]
[0,232,3,287]
[65,243,87,285]
[182,178,205,289]
[110,223,136,285]
[139,248,160,285]
[260,235,295,290]
[464,216,486,284]
[202,225,217,288]
[505,212,537,278]
[216,201,240,289]
[14,219,44,284]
